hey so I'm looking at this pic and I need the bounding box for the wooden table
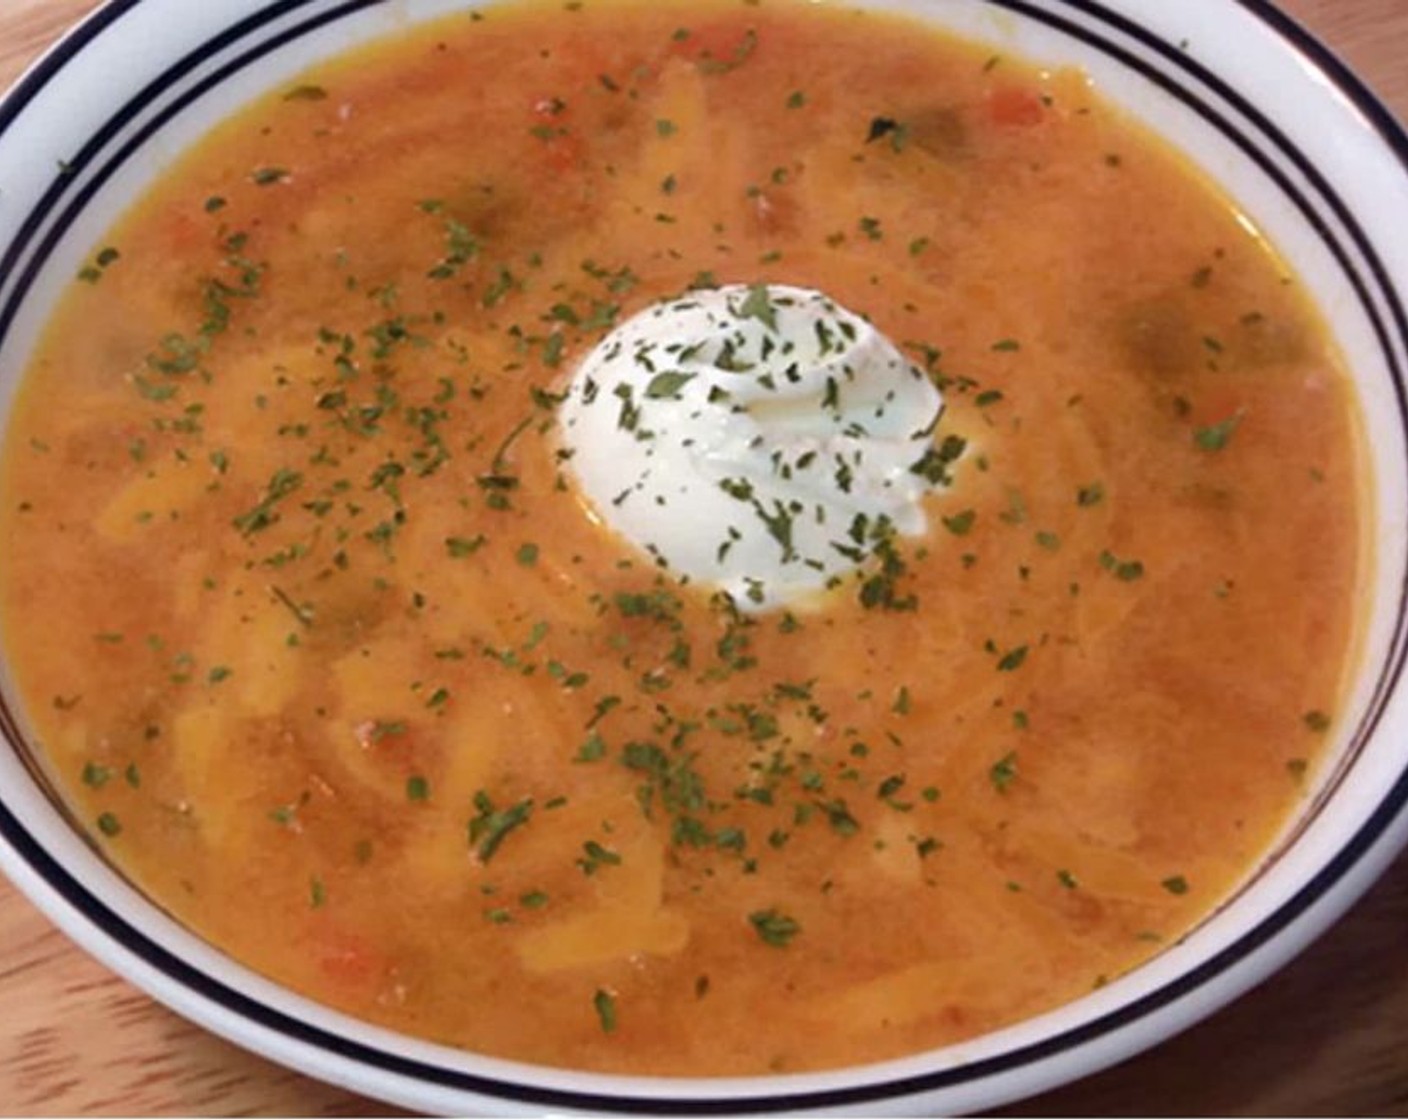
[1,0,1406,1114]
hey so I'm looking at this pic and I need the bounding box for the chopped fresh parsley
[990,752,1018,792]
[1099,551,1145,582]
[283,84,329,101]
[467,791,534,863]
[645,371,696,399]
[250,166,290,186]
[748,908,801,947]
[737,283,778,331]
[865,116,909,152]
[81,762,111,788]
[446,535,487,558]
[942,509,977,536]
[593,988,618,1033]
[996,645,1028,672]
[577,839,622,875]
[1195,413,1243,451]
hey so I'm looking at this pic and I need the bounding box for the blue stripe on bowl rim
[0,0,1405,1111]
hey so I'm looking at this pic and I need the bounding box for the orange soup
[0,0,1362,1075]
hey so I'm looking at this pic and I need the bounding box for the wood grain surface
[1,0,1406,1115]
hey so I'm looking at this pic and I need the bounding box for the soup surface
[0,0,1363,1076]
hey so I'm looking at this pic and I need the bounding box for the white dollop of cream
[557,284,949,610]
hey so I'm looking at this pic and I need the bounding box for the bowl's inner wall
[0,0,1404,1113]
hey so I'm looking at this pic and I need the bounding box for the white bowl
[1,0,1406,1114]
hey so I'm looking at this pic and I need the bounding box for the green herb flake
[941,509,977,537]
[96,812,122,838]
[1303,710,1332,733]
[1099,551,1145,582]
[1195,413,1242,452]
[816,797,860,836]
[865,116,909,152]
[368,720,407,744]
[467,791,534,863]
[645,371,696,399]
[446,535,487,558]
[575,732,607,762]
[990,752,1018,793]
[283,84,329,101]
[81,762,112,789]
[233,468,303,536]
[1076,483,1105,507]
[251,166,290,186]
[577,839,623,875]
[593,988,618,1033]
[738,283,778,331]
[748,908,801,947]
[996,645,1028,672]
[1161,875,1190,896]
[695,26,758,74]
[407,775,431,802]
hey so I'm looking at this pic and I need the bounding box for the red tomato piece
[987,85,1047,127]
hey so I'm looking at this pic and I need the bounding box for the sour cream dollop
[557,284,948,610]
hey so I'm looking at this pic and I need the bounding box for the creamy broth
[0,0,1362,1075]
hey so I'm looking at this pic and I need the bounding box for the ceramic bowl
[1,1,1406,1114]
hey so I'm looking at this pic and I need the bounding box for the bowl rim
[0,0,1407,1114]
